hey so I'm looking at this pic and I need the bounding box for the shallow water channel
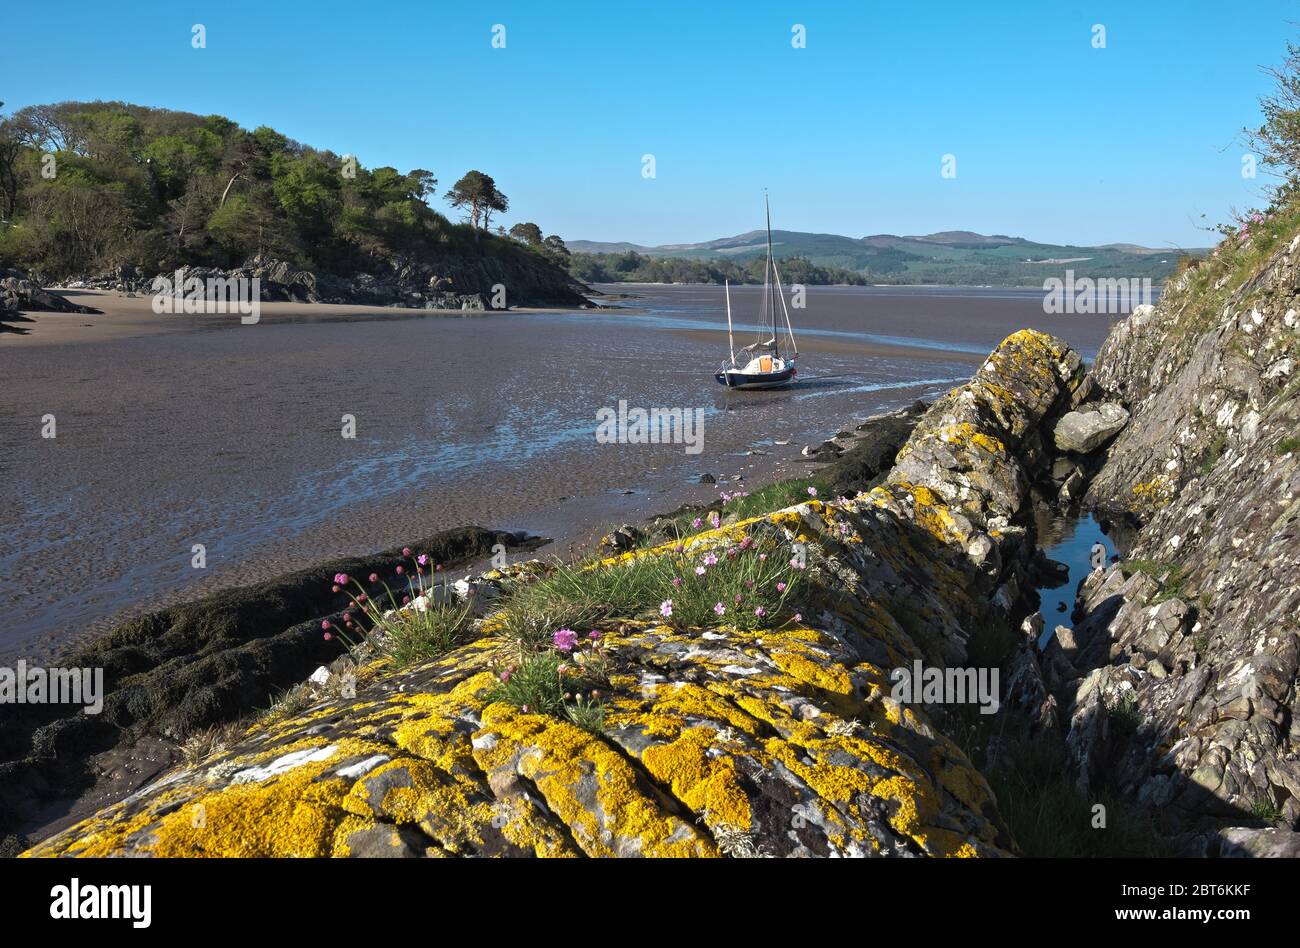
[1032,509,1118,650]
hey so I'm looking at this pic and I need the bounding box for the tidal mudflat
[0,284,1119,660]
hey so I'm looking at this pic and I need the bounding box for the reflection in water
[1034,510,1115,650]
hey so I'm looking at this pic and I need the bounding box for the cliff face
[25,329,1094,858]
[1072,227,1300,853]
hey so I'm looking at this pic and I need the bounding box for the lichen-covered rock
[26,330,1090,858]
[23,501,1015,858]
[0,527,542,845]
[1073,225,1300,834]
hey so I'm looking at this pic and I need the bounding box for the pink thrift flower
[418,554,428,565]
[714,602,726,615]
[776,582,787,592]
[321,620,331,630]
[807,487,818,497]
[673,576,683,588]
[754,606,766,617]
[691,518,703,529]
[695,565,706,576]
[396,565,404,575]
[704,553,718,566]
[660,599,673,618]
[369,573,379,583]
[588,630,602,641]
[323,632,332,641]
[402,547,412,556]
[553,628,578,651]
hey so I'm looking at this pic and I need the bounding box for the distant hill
[569,229,1208,286]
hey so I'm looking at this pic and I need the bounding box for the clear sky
[4,0,1296,248]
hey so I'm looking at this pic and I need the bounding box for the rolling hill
[569,230,1206,285]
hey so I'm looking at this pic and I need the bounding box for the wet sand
[1,289,556,344]
[0,283,1121,661]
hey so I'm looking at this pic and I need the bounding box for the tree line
[0,100,568,281]
[568,250,870,286]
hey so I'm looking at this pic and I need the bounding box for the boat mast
[771,259,799,358]
[765,190,778,359]
[725,279,736,365]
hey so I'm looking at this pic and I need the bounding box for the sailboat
[715,193,799,389]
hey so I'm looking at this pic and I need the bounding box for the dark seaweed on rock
[820,400,930,497]
[0,526,542,846]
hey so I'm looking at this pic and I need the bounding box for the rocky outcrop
[63,251,591,310]
[0,268,100,328]
[1066,226,1300,841]
[0,527,543,852]
[24,329,1097,859]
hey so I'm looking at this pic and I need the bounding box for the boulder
[1051,402,1129,454]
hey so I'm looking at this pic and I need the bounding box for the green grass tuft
[1121,558,1187,603]
[378,599,477,667]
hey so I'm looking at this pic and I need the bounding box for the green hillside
[569,230,1205,286]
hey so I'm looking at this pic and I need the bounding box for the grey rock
[1052,402,1130,453]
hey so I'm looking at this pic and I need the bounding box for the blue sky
[4,0,1296,247]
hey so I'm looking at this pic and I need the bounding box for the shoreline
[4,394,927,850]
[0,288,594,345]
